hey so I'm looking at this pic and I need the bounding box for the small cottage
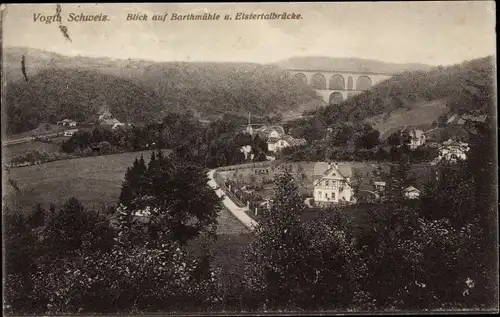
[438,139,470,162]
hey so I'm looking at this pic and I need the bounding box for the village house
[57,119,77,128]
[99,110,112,121]
[457,114,487,125]
[267,135,307,153]
[63,129,79,136]
[374,181,386,193]
[112,122,127,130]
[313,162,354,206]
[408,129,427,150]
[438,139,470,162]
[101,118,126,129]
[243,113,285,138]
[404,186,421,199]
[259,126,285,139]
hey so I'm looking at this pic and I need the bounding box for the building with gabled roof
[438,139,470,163]
[267,135,307,153]
[404,186,421,199]
[313,162,354,205]
[408,129,427,150]
[57,119,77,128]
[457,114,487,125]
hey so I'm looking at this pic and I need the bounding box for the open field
[4,150,160,211]
[2,138,70,162]
[3,149,251,235]
[366,100,450,139]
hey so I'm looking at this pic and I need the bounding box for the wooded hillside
[317,56,495,126]
[4,48,320,135]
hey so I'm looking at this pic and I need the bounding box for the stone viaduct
[288,69,394,105]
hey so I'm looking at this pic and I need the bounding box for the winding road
[207,169,257,232]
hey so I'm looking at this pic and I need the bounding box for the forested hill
[4,47,321,135]
[5,69,166,134]
[317,56,495,125]
[120,62,319,116]
[275,56,433,73]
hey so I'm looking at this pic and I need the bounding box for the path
[207,169,258,232]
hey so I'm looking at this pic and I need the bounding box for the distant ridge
[274,56,433,74]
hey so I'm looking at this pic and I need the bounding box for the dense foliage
[313,56,494,126]
[4,164,223,314]
[5,61,319,134]
[3,51,496,313]
[118,150,221,245]
[5,69,165,134]
[4,114,497,313]
[61,111,270,168]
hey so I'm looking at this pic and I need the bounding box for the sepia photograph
[1,2,498,315]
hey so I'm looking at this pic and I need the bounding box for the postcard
[1,2,497,315]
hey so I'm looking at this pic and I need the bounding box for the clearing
[3,149,249,235]
[366,99,449,139]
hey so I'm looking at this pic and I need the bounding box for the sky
[2,2,496,66]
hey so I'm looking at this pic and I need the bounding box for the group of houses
[311,112,486,207]
[56,113,128,137]
[98,112,128,129]
[242,113,307,156]
[311,162,422,206]
[393,112,483,164]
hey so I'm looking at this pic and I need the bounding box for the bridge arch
[311,73,326,90]
[294,73,307,85]
[347,76,354,90]
[329,74,345,90]
[329,92,344,105]
[356,76,372,91]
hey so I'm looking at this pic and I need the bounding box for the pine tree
[119,156,148,210]
[118,151,221,246]
[29,203,46,228]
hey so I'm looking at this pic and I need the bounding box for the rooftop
[313,162,353,179]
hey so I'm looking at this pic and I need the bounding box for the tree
[119,155,148,210]
[437,113,448,127]
[244,167,309,309]
[42,197,115,255]
[28,203,46,228]
[387,131,402,147]
[118,151,221,245]
[354,123,380,149]
[326,122,352,146]
[418,114,497,308]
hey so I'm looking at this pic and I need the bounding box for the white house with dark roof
[313,162,354,205]
[267,135,306,153]
[404,186,421,199]
[438,139,470,162]
[58,119,77,128]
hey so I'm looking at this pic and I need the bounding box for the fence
[213,170,247,208]
[216,160,282,172]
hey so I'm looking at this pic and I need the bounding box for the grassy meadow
[2,138,70,162]
[3,149,251,236]
[4,150,159,210]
